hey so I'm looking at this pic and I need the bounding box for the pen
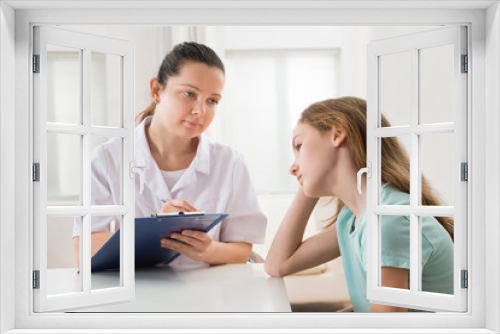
[152,211,205,217]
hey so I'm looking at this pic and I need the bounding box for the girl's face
[290,122,341,197]
[151,61,224,139]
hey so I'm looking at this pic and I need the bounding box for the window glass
[91,52,122,128]
[420,44,454,124]
[380,51,410,127]
[47,133,82,206]
[421,133,454,206]
[47,216,82,296]
[91,136,122,205]
[420,216,454,295]
[380,135,410,205]
[379,214,410,291]
[46,44,82,125]
[91,215,122,291]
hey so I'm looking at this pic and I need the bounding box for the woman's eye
[208,99,219,105]
[183,91,194,97]
[294,144,302,151]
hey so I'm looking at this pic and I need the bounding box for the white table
[48,263,291,312]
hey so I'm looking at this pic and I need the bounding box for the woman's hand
[157,198,252,264]
[159,198,210,261]
[160,230,214,262]
[160,198,199,213]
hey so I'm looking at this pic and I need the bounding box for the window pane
[91,52,122,128]
[420,216,454,295]
[47,215,81,296]
[91,215,122,291]
[379,214,410,291]
[421,133,454,206]
[47,133,82,206]
[91,136,122,205]
[46,44,81,125]
[380,135,410,205]
[380,51,410,127]
[420,44,454,124]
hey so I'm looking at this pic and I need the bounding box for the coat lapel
[134,117,172,205]
[134,117,211,201]
[170,134,211,193]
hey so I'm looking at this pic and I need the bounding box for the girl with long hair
[265,97,453,312]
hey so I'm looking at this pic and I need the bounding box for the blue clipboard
[91,213,228,272]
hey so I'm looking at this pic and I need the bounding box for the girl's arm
[264,188,341,277]
[370,267,409,312]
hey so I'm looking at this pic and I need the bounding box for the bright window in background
[214,50,340,194]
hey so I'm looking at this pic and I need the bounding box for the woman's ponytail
[135,102,156,125]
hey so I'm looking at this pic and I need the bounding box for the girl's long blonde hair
[300,96,454,240]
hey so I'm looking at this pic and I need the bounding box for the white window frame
[365,26,467,312]
[1,2,498,333]
[32,25,136,312]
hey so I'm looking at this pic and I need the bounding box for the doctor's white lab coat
[74,116,267,267]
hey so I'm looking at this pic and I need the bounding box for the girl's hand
[160,199,199,213]
[160,230,214,262]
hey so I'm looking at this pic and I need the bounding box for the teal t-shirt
[336,183,454,312]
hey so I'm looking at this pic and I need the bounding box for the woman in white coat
[73,42,267,268]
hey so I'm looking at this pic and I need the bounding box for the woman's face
[152,61,224,139]
[290,122,339,197]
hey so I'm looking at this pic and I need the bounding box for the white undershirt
[160,169,187,190]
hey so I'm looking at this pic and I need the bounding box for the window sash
[366,25,468,312]
[33,25,135,312]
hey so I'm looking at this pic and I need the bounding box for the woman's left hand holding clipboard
[159,199,215,262]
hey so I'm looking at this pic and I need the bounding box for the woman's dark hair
[135,42,225,124]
